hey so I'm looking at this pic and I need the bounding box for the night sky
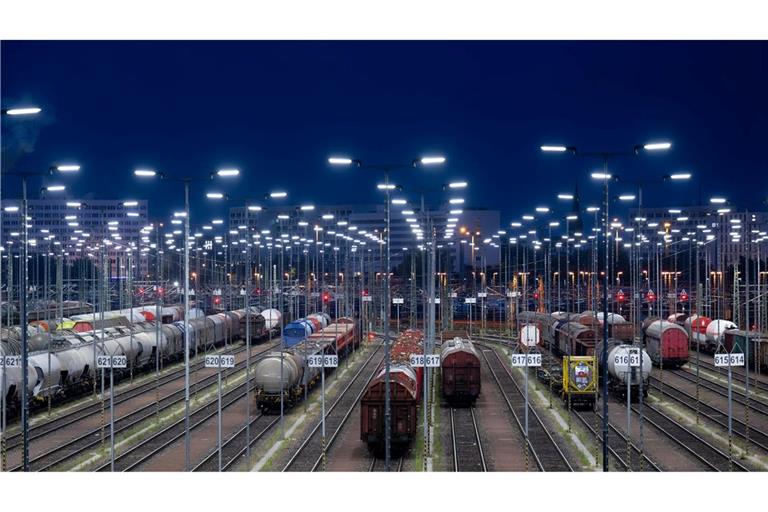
[2,41,766,228]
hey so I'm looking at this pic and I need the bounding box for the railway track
[631,402,749,471]
[478,345,573,472]
[3,337,278,454]
[449,407,487,471]
[96,380,254,471]
[662,370,768,417]
[8,340,280,471]
[282,344,384,472]
[687,353,768,393]
[572,409,661,471]
[648,379,768,453]
[368,456,404,471]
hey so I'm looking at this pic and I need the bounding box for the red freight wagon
[361,330,424,452]
[440,337,481,404]
[642,317,689,368]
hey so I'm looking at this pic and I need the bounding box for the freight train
[361,329,424,453]
[1,306,276,411]
[253,318,357,411]
[440,337,481,405]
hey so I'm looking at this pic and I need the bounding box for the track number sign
[464,297,477,304]
[614,349,640,367]
[410,354,440,367]
[362,296,373,302]
[511,353,542,367]
[97,355,127,369]
[477,292,487,298]
[392,298,404,304]
[308,355,338,367]
[714,353,745,367]
[205,355,236,368]
[2,355,22,368]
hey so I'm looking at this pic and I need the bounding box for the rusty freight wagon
[361,329,424,453]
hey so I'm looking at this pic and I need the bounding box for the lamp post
[541,141,671,471]
[206,188,266,464]
[134,166,238,470]
[328,155,445,471]
[3,161,77,471]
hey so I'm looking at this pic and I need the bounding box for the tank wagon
[440,337,481,404]
[1,307,270,411]
[641,318,689,368]
[361,329,424,453]
[595,339,651,399]
[722,330,768,371]
[253,318,357,411]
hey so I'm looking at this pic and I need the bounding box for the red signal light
[214,296,221,305]
[679,290,689,302]
[322,293,330,303]
[616,289,625,302]
[646,290,656,302]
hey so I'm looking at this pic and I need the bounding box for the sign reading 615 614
[714,353,745,367]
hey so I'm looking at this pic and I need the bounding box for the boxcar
[642,318,688,368]
[440,337,481,404]
[723,329,768,371]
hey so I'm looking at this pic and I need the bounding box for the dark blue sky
[2,41,766,227]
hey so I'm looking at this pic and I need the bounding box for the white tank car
[254,351,304,394]
[606,344,652,386]
[596,312,626,324]
[261,309,282,330]
[706,319,737,350]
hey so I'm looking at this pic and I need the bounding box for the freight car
[641,318,689,368]
[440,337,481,405]
[595,339,651,399]
[684,314,711,350]
[553,321,597,356]
[361,329,424,453]
[253,319,357,411]
[722,329,768,371]
[1,307,269,411]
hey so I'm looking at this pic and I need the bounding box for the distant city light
[449,198,464,204]
[618,194,636,201]
[591,172,611,180]
[535,206,549,213]
[66,202,81,208]
[300,205,315,211]
[377,184,397,190]
[247,205,262,212]
[123,200,139,207]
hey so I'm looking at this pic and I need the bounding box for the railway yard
[3,307,768,473]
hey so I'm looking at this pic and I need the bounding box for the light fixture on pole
[328,153,446,470]
[541,140,671,471]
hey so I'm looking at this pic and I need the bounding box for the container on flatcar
[561,355,597,409]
